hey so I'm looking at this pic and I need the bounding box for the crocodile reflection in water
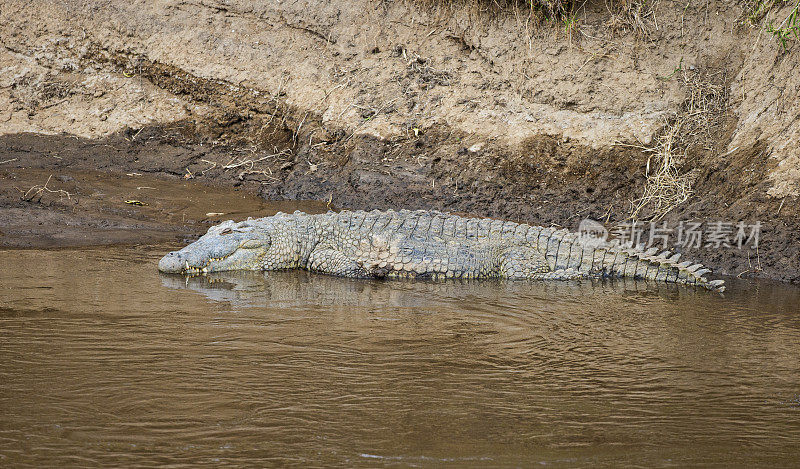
[160,269,700,309]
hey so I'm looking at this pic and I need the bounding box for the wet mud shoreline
[2,0,799,285]
[0,129,797,285]
[0,141,329,249]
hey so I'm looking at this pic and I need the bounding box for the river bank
[1,0,798,283]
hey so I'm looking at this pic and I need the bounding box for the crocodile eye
[239,239,265,249]
[220,228,233,235]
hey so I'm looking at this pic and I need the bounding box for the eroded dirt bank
[3,123,797,282]
[1,0,798,283]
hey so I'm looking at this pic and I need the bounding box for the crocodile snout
[158,251,185,273]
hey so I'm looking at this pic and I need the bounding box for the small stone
[468,142,484,153]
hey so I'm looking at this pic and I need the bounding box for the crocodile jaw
[158,249,238,274]
[158,220,271,274]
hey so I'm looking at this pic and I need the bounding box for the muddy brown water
[1,244,800,467]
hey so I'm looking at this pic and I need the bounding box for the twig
[21,175,72,202]
[199,159,218,175]
[293,112,308,146]
[222,151,286,170]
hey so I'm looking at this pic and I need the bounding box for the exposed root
[221,152,284,170]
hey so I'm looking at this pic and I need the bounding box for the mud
[0,162,328,249]
[1,126,797,283]
[1,0,799,285]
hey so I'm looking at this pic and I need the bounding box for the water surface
[1,245,799,467]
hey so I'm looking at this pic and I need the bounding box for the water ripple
[1,246,799,467]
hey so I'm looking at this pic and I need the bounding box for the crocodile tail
[590,245,726,292]
[527,225,724,292]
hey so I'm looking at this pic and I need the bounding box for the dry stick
[222,151,288,170]
[293,112,309,146]
[757,245,762,271]
[130,127,144,141]
[21,175,72,201]
[39,98,69,110]
[0,158,18,165]
[322,82,347,102]
[336,100,357,120]
[199,159,218,176]
[222,155,238,168]
[737,251,753,278]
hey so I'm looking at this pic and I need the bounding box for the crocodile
[158,209,726,292]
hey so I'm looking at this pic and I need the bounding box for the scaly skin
[158,209,726,291]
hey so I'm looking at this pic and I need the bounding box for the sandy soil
[0,0,798,283]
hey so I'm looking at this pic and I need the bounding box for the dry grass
[629,67,729,221]
[412,0,658,31]
[10,76,75,111]
[629,122,692,220]
[415,0,572,19]
[674,68,728,153]
[604,0,659,37]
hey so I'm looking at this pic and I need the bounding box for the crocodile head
[158,219,276,274]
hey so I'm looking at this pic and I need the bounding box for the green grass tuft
[766,0,800,49]
[744,0,800,49]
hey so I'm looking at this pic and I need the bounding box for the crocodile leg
[307,248,388,278]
